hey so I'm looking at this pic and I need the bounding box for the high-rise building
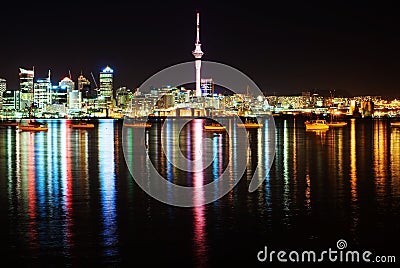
[77,72,91,91]
[68,90,82,110]
[200,78,213,97]
[19,67,34,110]
[59,77,78,112]
[77,72,96,99]
[0,78,6,109]
[59,77,75,92]
[115,86,134,108]
[2,90,19,111]
[34,71,51,110]
[99,66,114,98]
[50,85,67,105]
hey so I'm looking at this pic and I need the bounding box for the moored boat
[123,122,152,129]
[204,122,226,132]
[71,121,95,129]
[237,118,263,129]
[18,120,48,132]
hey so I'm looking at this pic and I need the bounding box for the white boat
[304,120,329,131]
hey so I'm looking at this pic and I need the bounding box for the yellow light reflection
[390,127,400,198]
[373,120,388,195]
[349,118,358,230]
[292,118,297,204]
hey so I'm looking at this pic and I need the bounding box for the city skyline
[1,0,399,98]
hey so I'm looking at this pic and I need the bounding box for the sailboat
[17,104,48,132]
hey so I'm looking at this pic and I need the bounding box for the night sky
[1,0,399,98]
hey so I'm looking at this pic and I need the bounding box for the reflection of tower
[192,12,204,97]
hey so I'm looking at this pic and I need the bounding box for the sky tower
[192,12,204,97]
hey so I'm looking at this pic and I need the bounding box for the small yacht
[71,121,95,129]
[18,120,48,132]
[237,117,263,129]
[17,104,48,132]
[123,122,152,129]
[204,122,226,132]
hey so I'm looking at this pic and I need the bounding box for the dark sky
[1,0,399,98]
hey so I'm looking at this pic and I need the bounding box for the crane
[90,72,98,89]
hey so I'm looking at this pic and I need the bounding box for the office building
[19,67,34,110]
[0,78,6,109]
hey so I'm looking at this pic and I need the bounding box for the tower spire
[192,11,204,97]
[192,12,203,58]
[196,12,200,44]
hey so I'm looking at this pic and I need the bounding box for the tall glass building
[200,78,213,97]
[34,77,51,110]
[19,67,34,110]
[0,78,6,109]
[99,66,113,98]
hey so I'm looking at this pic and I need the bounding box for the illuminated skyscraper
[59,76,75,92]
[99,66,114,98]
[192,12,204,97]
[33,70,51,110]
[58,76,81,111]
[77,72,91,91]
[200,78,213,97]
[2,90,19,111]
[0,78,6,109]
[19,67,34,110]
